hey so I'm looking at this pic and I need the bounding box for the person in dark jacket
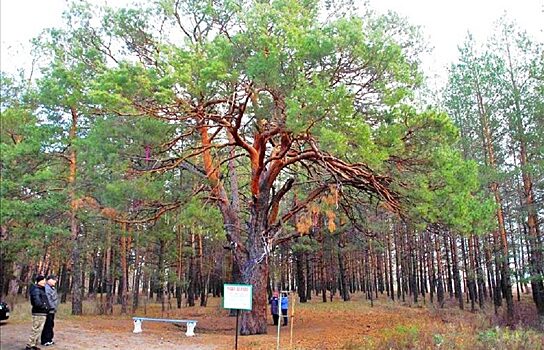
[40,275,59,346]
[25,275,50,350]
[269,291,279,325]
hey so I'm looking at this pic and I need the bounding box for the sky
[1,0,543,87]
[367,0,544,87]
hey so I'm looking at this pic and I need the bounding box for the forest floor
[1,292,543,350]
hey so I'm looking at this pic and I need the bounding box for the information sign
[223,284,253,311]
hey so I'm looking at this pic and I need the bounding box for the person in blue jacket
[269,291,279,325]
[280,292,288,326]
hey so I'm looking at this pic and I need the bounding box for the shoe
[44,342,54,346]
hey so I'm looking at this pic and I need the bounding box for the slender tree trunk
[387,231,395,301]
[408,230,418,304]
[176,221,183,309]
[119,223,129,314]
[59,263,68,304]
[466,236,477,312]
[0,227,6,301]
[105,226,114,315]
[483,236,495,302]
[306,254,312,301]
[476,86,514,320]
[295,241,307,303]
[450,233,464,310]
[434,228,444,308]
[394,226,402,301]
[319,227,327,303]
[68,107,83,315]
[504,42,544,316]
[338,243,350,301]
[88,250,97,298]
[426,229,435,304]
[474,236,485,309]
[187,232,196,307]
[444,233,453,299]
[132,229,141,313]
[198,232,207,307]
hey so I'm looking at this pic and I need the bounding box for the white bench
[132,317,197,337]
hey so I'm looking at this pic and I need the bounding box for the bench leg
[185,322,196,337]
[133,319,143,333]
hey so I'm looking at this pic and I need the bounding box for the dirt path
[0,319,218,350]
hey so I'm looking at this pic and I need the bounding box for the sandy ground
[0,319,218,350]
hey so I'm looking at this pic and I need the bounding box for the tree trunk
[119,224,129,314]
[187,232,196,307]
[132,229,141,313]
[176,220,184,309]
[425,229,435,304]
[474,236,485,309]
[70,220,82,315]
[7,262,22,310]
[338,244,350,301]
[158,239,167,311]
[105,240,114,315]
[239,222,268,334]
[466,236,477,312]
[0,230,6,300]
[88,250,97,298]
[198,232,207,307]
[295,244,307,303]
[306,254,312,301]
[59,263,68,304]
[387,231,395,301]
[68,106,82,315]
[450,233,464,310]
[434,228,444,308]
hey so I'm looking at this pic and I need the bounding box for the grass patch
[476,327,544,350]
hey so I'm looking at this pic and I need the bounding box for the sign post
[223,284,252,350]
[235,309,240,349]
[290,295,295,350]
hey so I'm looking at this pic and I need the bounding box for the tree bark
[119,223,129,314]
[295,242,307,303]
[67,107,83,315]
[338,243,350,301]
[239,207,269,335]
[434,228,445,308]
[450,233,464,310]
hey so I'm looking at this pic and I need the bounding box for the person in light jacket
[25,275,50,350]
[280,292,288,326]
[41,275,59,346]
